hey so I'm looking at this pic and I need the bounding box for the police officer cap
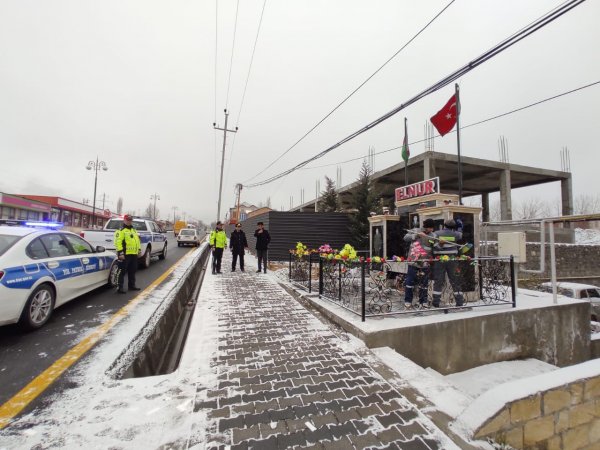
[216,221,223,225]
[423,218,435,229]
[444,219,456,229]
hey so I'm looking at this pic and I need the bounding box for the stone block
[572,383,585,405]
[556,410,570,433]
[524,415,554,445]
[544,388,571,414]
[589,418,600,443]
[504,426,523,449]
[569,402,596,428]
[563,423,591,450]
[511,396,541,423]
[547,435,562,450]
[476,409,510,437]
[584,378,600,401]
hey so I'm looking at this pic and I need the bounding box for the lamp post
[150,193,160,220]
[172,206,178,226]
[86,157,108,229]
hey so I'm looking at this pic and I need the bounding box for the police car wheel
[141,248,151,268]
[20,284,55,330]
[159,243,167,260]
[108,262,119,287]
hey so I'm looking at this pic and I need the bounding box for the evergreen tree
[348,160,379,250]
[320,176,340,212]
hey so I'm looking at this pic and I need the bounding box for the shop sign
[395,177,439,202]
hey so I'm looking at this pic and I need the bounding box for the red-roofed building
[16,195,112,230]
[0,193,52,221]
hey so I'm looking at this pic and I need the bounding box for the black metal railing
[287,255,516,321]
[288,252,316,293]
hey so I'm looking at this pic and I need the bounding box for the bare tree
[574,194,600,214]
[144,203,159,219]
[514,198,550,220]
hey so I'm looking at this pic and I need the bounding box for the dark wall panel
[228,211,353,261]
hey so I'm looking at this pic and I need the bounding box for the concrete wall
[313,302,591,375]
[474,374,600,449]
[486,242,600,285]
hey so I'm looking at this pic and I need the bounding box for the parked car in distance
[0,221,118,330]
[540,282,600,321]
[177,228,201,247]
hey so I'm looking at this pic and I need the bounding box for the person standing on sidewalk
[229,223,248,272]
[114,214,142,294]
[403,218,435,308]
[254,221,271,273]
[432,219,464,307]
[209,221,227,274]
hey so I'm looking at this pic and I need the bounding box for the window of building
[18,209,27,219]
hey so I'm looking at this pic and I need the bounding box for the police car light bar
[25,221,64,228]
[0,219,64,229]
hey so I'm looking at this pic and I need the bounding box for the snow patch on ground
[0,245,213,449]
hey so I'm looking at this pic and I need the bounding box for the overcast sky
[1,0,598,224]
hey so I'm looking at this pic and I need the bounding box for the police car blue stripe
[1,255,116,290]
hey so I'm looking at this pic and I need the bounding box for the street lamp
[150,193,160,220]
[86,157,108,228]
[172,206,178,225]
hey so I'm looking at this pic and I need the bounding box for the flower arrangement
[294,242,309,258]
[366,256,386,263]
[318,244,334,256]
[338,244,358,261]
[391,255,405,262]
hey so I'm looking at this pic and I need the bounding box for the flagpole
[455,83,463,205]
[404,117,408,187]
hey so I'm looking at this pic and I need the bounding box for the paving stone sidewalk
[191,254,459,450]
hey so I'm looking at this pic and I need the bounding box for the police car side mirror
[95,245,106,253]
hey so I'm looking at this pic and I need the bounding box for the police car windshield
[0,234,21,256]
[105,220,147,231]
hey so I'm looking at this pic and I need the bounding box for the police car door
[63,234,106,289]
[38,233,83,305]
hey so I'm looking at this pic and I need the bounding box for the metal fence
[288,254,515,321]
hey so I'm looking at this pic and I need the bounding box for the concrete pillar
[499,169,512,220]
[424,155,435,180]
[561,176,573,216]
[481,193,490,222]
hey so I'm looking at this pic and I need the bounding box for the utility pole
[213,109,238,223]
[151,193,160,220]
[235,183,243,223]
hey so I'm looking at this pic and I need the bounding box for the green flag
[401,121,409,162]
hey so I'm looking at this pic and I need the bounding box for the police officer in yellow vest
[209,221,227,274]
[114,214,142,293]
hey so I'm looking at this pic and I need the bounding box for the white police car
[0,221,118,330]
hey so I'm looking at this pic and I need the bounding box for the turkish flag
[430,94,458,136]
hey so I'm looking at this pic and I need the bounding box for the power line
[225,0,240,109]
[300,79,600,170]
[224,0,268,199]
[244,0,586,188]
[243,0,456,184]
[235,0,267,127]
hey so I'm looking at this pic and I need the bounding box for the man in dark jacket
[229,223,248,272]
[254,221,271,273]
